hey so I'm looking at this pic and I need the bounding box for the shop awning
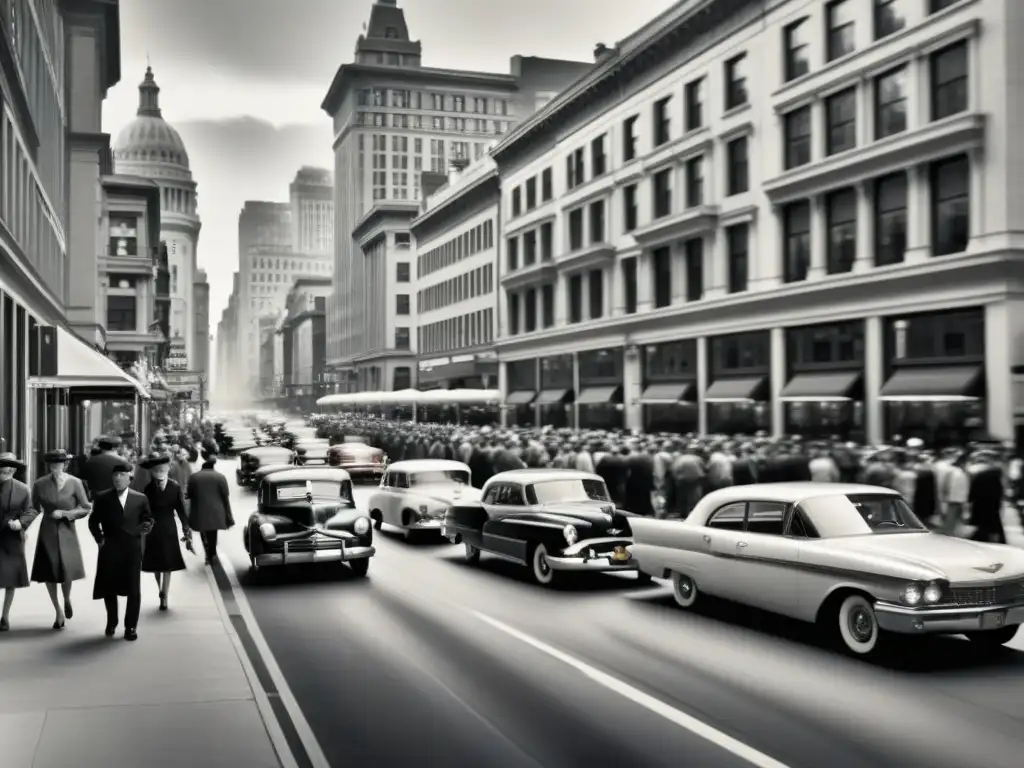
[704,376,767,403]
[577,385,622,405]
[536,389,572,406]
[780,371,862,402]
[640,382,696,404]
[879,365,983,402]
[29,327,149,398]
[505,390,537,405]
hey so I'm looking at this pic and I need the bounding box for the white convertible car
[366,459,481,539]
[628,482,1024,657]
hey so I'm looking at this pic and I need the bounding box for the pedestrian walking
[87,461,154,641]
[139,452,190,610]
[30,449,91,629]
[0,452,38,631]
[82,435,124,498]
[186,450,233,565]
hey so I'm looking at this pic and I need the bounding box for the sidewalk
[0,523,287,768]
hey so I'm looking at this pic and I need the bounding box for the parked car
[243,467,374,577]
[367,459,480,539]
[249,464,297,488]
[441,469,651,586]
[326,442,387,483]
[627,482,1024,657]
[237,445,296,488]
[295,439,331,465]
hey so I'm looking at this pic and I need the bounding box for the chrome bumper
[874,601,1024,634]
[544,555,639,572]
[255,544,375,567]
[409,519,444,530]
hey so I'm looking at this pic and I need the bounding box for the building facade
[193,268,210,380]
[213,271,240,403]
[280,277,331,410]
[411,157,499,389]
[321,0,593,387]
[491,0,1024,445]
[290,166,334,255]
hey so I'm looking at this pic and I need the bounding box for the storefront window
[578,348,623,383]
[644,403,698,434]
[539,355,572,389]
[644,340,696,379]
[710,331,769,375]
[707,402,770,434]
[784,402,864,441]
[885,401,984,448]
[886,308,983,363]
[507,360,536,391]
[787,321,864,367]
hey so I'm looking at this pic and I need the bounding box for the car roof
[254,463,295,476]
[263,467,352,484]
[704,482,900,505]
[488,468,603,484]
[244,445,292,454]
[387,459,469,473]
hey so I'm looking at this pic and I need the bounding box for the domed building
[113,67,202,370]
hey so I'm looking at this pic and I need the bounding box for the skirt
[0,530,29,588]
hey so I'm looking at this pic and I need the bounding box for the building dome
[112,67,190,170]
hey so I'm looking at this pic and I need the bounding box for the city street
[216,459,1024,768]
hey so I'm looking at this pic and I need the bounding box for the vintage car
[237,445,296,488]
[627,482,1024,657]
[243,467,374,577]
[366,460,481,539]
[223,429,260,455]
[441,469,650,586]
[295,439,331,465]
[326,442,387,483]
[249,464,298,487]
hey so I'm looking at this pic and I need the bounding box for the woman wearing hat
[139,452,190,610]
[0,452,38,631]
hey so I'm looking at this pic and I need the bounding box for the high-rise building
[290,167,334,255]
[214,272,241,405]
[193,269,210,382]
[320,0,594,390]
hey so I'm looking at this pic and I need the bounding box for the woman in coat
[31,449,92,628]
[0,452,38,631]
[139,453,191,610]
[186,451,233,565]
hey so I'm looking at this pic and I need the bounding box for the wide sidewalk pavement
[0,520,287,768]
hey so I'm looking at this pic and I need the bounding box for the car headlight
[353,516,370,535]
[923,582,943,604]
[901,583,922,606]
[563,524,578,546]
[259,522,277,541]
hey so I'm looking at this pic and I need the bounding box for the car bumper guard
[874,600,1024,634]
[255,541,375,568]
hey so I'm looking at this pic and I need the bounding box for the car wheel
[348,558,369,578]
[965,625,1019,650]
[370,511,383,530]
[530,543,557,586]
[671,572,698,608]
[464,542,481,564]
[837,594,880,656]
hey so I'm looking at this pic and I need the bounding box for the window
[685,239,703,302]
[395,294,410,315]
[524,288,537,333]
[589,200,605,244]
[652,247,672,309]
[523,230,537,266]
[931,155,969,256]
[727,224,748,294]
[588,270,603,319]
[508,293,521,335]
[929,0,960,11]
[395,262,410,282]
[874,0,908,40]
[685,156,703,207]
[784,106,812,169]
[393,367,412,390]
[727,137,749,195]
[712,331,770,372]
[623,184,638,232]
[784,18,811,82]
[931,41,968,121]
[622,257,638,314]
[747,502,787,535]
[568,274,583,323]
[889,308,984,361]
[507,236,519,271]
[623,115,638,161]
[525,177,537,210]
[568,208,584,250]
[591,135,607,177]
[875,172,907,266]
[783,201,811,283]
[540,222,553,261]
[653,97,671,146]
[107,295,136,332]
[511,187,522,217]
[788,322,865,367]
[541,284,554,328]
[684,78,703,131]
[826,189,857,274]
[644,340,697,379]
[826,88,856,155]
[708,503,746,531]
[724,54,748,110]
[827,0,856,62]
[874,67,907,139]
[567,148,585,190]
[653,168,672,218]
[541,168,553,201]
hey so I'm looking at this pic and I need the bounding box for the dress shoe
[0,618,9,632]
[53,619,65,630]
[104,623,117,638]
[64,602,73,620]
[159,596,168,611]
[124,628,138,641]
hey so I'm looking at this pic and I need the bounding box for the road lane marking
[472,611,792,768]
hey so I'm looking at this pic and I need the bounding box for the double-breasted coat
[87,488,153,599]
[186,463,233,532]
[30,474,90,583]
[140,478,188,573]
[0,478,37,589]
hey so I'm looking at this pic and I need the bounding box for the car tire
[671,572,698,608]
[348,558,369,578]
[965,624,1018,650]
[370,511,383,530]
[530,543,557,587]
[464,542,481,564]
[837,594,880,656]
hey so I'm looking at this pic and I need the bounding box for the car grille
[286,537,344,552]
[937,580,1024,607]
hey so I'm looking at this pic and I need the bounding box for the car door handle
[702,535,711,543]
[736,541,748,549]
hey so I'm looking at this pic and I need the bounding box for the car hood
[534,501,621,529]
[262,500,360,529]
[414,483,482,506]
[819,533,1024,582]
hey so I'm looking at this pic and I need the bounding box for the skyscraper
[290,167,334,255]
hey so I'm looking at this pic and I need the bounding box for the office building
[193,269,210,380]
[280,277,332,411]
[214,272,240,404]
[290,166,334,255]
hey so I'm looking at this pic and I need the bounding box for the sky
[101,0,680,334]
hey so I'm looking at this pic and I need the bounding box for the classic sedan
[295,439,331,465]
[441,469,651,586]
[243,467,374,577]
[367,460,481,540]
[237,445,296,488]
[326,441,387,483]
[628,482,1024,657]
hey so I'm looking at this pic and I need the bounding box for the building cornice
[411,170,499,242]
[352,202,420,247]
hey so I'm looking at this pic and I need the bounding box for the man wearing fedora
[0,451,38,631]
[139,452,190,610]
[87,460,154,640]
[82,435,124,499]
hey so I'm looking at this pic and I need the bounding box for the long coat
[141,479,189,573]
[82,452,123,498]
[0,478,37,589]
[186,464,233,532]
[30,474,90,583]
[88,488,153,599]
[623,453,656,517]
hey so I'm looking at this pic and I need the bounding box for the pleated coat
[30,474,90,583]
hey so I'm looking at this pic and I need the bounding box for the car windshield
[410,470,469,486]
[276,481,350,502]
[798,494,927,537]
[527,479,610,504]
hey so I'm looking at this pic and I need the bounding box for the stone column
[770,327,785,438]
[864,316,884,445]
[696,336,708,434]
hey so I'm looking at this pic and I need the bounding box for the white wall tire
[531,543,557,586]
[837,594,880,655]
[671,572,698,608]
[464,542,481,564]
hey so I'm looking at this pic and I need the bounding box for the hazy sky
[101,0,679,330]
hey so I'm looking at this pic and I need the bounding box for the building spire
[137,66,161,118]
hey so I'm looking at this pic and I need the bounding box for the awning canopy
[535,388,572,406]
[29,327,149,398]
[577,385,622,405]
[879,365,984,402]
[780,371,863,402]
[505,390,537,405]
[640,382,696,404]
[704,376,767,403]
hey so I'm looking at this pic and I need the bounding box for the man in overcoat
[87,460,153,641]
[82,435,124,499]
[186,450,233,565]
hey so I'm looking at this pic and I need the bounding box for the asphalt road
[216,460,1024,768]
